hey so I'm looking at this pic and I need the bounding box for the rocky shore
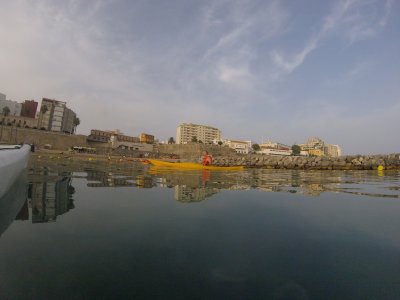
[212,154,400,170]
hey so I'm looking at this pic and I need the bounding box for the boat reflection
[0,171,28,237]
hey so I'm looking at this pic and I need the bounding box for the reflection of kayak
[0,171,27,238]
[0,144,31,198]
[146,159,244,171]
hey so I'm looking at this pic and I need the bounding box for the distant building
[20,100,38,118]
[176,123,221,144]
[300,137,341,157]
[140,133,155,144]
[324,144,342,157]
[223,139,252,154]
[0,99,22,116]
[0,115,37,128]
[87,129,148,151]
[259,141,292,156]
[0,93,5,101]
[110,136,153,151]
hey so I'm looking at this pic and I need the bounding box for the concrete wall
[0,126,87,150]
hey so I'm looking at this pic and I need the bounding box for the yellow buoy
[377,165,384,171]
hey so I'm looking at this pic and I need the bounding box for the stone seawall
[0,126,87,150]
[212,154,400,170]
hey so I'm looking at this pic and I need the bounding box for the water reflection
[29,168,75,223]
[0,171,27,237]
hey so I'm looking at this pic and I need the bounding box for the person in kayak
[202,151,213,166]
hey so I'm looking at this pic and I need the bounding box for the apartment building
[223,139,252,154]
[140,133,155,144]
[21,100,38,118]
[39,98,77,133]
[176,123,221,144]
[259,141,292,156]
[324,144,342,157]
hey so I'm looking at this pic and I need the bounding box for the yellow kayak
[146,159,244,171]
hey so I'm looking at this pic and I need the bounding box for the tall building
[0,99,22,116]
[0,93,5,101]
[62,107,76,133]
[39,98,77,133]
[176,123,221,144]
[20,100,38,118]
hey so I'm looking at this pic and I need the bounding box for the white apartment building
[176,123,221,144]
[0,99,22,116]
[223,139,252,154]
[258,141,292,156]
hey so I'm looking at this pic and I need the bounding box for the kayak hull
[147,159,243,171]
[0,145,31,198]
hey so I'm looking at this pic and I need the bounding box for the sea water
[0,160,399,299]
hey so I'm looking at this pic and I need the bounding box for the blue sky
[0,0,399,154]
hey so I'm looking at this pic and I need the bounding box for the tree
[73,116,80,134]
[252,143,260,151]
[40,105,48,114]
[191,136,198,143]
[38,105,48,129]
[198,140,203,143]
[217,141,223,146]
[168,137,175,144]
[291,144,301,155]
[2,106,10,116]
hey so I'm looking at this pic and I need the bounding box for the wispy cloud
[271,0,393,73]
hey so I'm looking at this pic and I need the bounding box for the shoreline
[29,150,400,170]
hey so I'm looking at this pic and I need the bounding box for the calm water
[1,159,400,299]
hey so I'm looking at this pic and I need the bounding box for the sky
[0,0,399,154]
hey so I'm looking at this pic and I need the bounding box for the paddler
[202,151,213,166]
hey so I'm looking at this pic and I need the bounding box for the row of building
[87,129,155,151]
[0,93,78,134]
[175,123,342,157]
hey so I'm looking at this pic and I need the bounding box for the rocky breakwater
[212,154,400,170]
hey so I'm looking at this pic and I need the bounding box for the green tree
[217,141,223,146]
[38,105,48,129]
[291,144,301,155]
[2,106,10,116]
[73,116,80,134]
[191,136,198,143]
[168,137,175,144]
[252,143,260,151]
[40,105,48,114]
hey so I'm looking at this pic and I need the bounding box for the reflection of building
[174,185,218,202]
[136,175,154,188]
[176,123,221,144]
[30,175,75,223]
[86,170,134,187]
